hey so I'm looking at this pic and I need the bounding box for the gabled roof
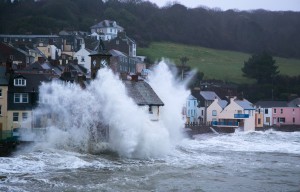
[187,94,197,100]
[288,98,300,107]
[200,91,220,101]
[90,20,124,31]
[109,49,127,57]
[235,99,255,110]
[124,80,164,106]
[218,100,228,109]
[255,101,288,108]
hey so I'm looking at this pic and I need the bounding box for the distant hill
[138,42,300,84]
[1,0,300,58]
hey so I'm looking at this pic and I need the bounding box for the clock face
[92,60,96,66]
[101,59,107,67]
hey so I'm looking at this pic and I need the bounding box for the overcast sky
[148,0,300,11]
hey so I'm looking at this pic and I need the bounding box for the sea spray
[29,60,190,158]
[148,61,190,144]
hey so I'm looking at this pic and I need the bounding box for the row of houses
[0,20,139,75]
[184,91,300,131]
[0,20,164,142]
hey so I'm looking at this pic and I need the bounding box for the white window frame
[212,110,217,116]
[22,112,28,121]
[14,78,26,86]
[13,112,19,122]
[14,93,29,103]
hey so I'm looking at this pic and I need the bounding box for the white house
[37,44,61,60]
[185,94,198,123]
[90,20,124,41]
[207,98,228,123]
[74,44,92,73]
[217,97,256,131]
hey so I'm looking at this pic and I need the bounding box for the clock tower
[89,39,112,79]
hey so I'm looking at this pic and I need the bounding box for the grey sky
[148,0,300,11]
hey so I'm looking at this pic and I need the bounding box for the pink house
[272,98,300,126]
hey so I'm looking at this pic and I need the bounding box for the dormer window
[14,78,26,86]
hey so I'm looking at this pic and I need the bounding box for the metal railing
[212,121,239,127]
[0,130,19,142]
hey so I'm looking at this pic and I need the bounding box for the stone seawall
[256,125,300,132]
[185,123,235,136]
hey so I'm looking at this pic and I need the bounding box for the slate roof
[9,73,51,92]
[109,49,127,57]
[255,101,288,108]
[218,100,228,109]
[200,91,220,101]
[0,66,8,85]
[124,80,164,106]
[235,99,255,110]
[90,20,124,31]
[187,94,197,100]
[288,98,300,107]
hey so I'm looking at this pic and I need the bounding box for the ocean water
[1,61,299,191]
[0,130,299,192]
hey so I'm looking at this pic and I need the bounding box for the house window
[22,112,28,121]
[201,110,203,116]
[13,112,19,122]
[0,89,2,97]
[293,117,295,123]
[212,110,217,116]
[265,109,268,114]
[274,109,277,114]
[0,105,2,115]
[278,118,285,123]
[148,106,153,114]
[266,117,270,123]
[14,78,26,86]
[194,101,197,106]
[280,109,283,114]
[237,110,242,114]
[258,109,261,114]
[14,93,29,103]
[258,118,261,125]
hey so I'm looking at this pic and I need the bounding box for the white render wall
[207,99,223,122]
[218,98,255,131]
[186,95,198,123]
[74,45,91,73]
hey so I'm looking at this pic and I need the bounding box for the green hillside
[138,42,300,84]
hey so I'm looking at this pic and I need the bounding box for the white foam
[25,60,189,158]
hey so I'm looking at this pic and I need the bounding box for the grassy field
[138,42,300,84]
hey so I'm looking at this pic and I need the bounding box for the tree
[242,52,279,83]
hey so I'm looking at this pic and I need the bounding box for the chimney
[73,59,78,65]
[5,58,13,75]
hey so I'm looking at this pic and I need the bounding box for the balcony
[212,121,239,127]
[234,114,249,118]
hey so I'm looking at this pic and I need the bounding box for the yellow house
[255,109,264,128]
[0,67,9,134]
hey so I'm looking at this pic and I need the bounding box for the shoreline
[185,124,300,136]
